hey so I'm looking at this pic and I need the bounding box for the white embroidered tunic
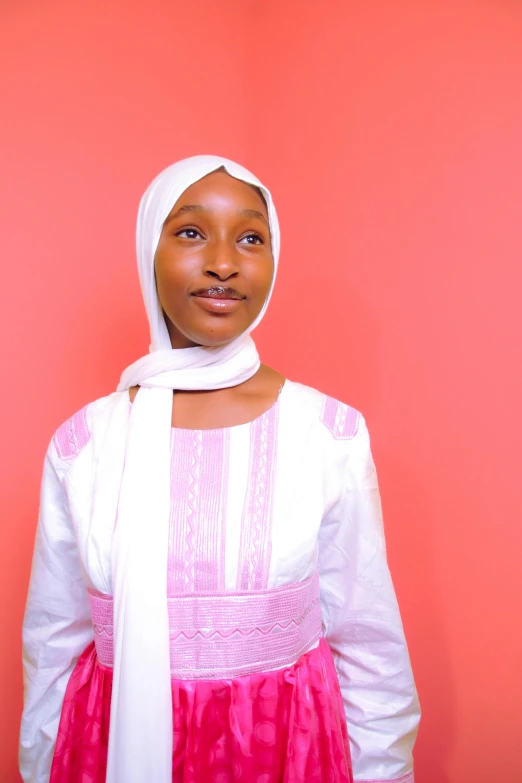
[20,380,420,782]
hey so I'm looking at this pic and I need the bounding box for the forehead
[173,170,267,212]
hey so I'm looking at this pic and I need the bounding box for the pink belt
[88,571,322,679]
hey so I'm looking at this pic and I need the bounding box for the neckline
[127,380,289,434]
[170,380,288,433]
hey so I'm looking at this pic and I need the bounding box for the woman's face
[154,170,273,349]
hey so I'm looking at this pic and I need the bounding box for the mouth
[191,287,245,300]
[190,287,246,314]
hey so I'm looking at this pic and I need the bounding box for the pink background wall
[1,2,521,781]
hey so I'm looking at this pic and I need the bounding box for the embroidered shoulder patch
[52,405,91,460]
[320,395,360,440]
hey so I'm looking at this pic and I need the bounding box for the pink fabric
[88,572,322,679]
[50,643,111,782]
[52,405,91,460]
[87,591,113,667]
[50,638,353,783]
[321,396,360,440]
[168,428,229,593]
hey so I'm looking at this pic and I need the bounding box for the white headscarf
[106,156,280,783]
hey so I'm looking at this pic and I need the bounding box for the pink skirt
[50,638,353,783]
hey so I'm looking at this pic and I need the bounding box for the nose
[203,237,239,281]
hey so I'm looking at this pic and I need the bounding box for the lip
[191,294,245,314]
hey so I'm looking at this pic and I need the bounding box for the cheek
[247,257,274,296]
[155,252,190,300]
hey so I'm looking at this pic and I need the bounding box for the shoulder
[50,389,128,463]
[283,381,375,489]
[285,381,377,492]
[283,379,365,441]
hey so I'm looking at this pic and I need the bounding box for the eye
[240,233,264,245]
[176,227,202,240]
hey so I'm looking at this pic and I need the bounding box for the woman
[20,155,420,783]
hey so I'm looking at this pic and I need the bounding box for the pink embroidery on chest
[321,395,360,440]
[237,404,279,591]
[168,428,229,594]
[52,406,91,460]
[88,571,322,679]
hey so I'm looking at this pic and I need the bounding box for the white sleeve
[19,443,93,783]
[318,416,420,783]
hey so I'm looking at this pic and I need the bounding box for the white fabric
[102,156,280,783]
[20,380,420,782]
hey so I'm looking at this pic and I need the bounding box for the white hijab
[105,156,280,783]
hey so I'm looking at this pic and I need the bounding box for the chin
[180,312,253,347]
[166,314,250,349]
[171,326,249,349]
[195,331,246,348]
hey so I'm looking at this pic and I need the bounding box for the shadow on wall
[382,454,455,783]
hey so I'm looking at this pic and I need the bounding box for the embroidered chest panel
[167,404,279,594]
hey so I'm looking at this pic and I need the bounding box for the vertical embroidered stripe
[194,430,229,592]
[169,429,194,593]
[184,431,202,591]
[237,404,279,590]
[168,428,229,594]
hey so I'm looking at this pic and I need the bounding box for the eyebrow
[165,204,268,226]
[239,208,268,226]
[165,204,206,223]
